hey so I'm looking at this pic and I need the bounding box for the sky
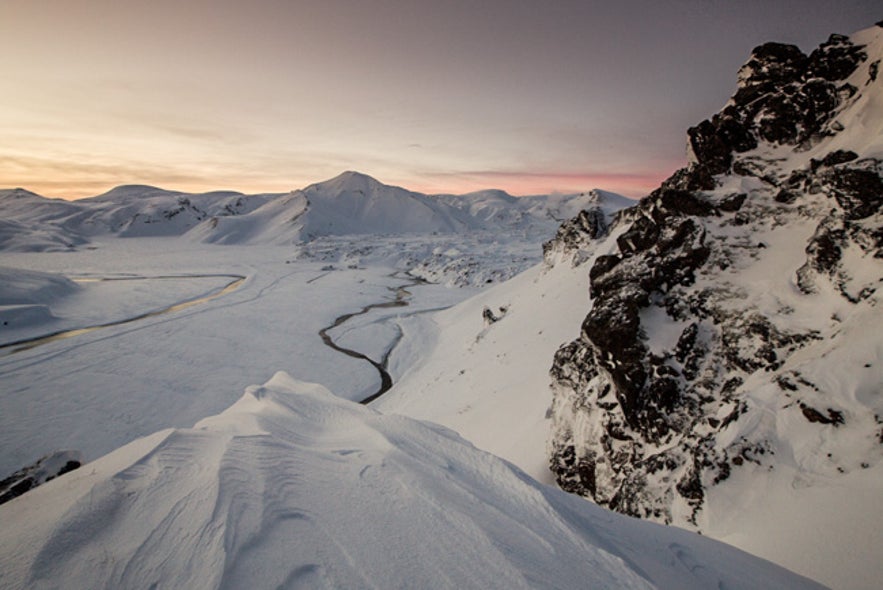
[0,1,880,199]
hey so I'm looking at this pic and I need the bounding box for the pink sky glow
[1,1,878,201]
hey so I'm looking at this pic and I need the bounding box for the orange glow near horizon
[5,166,676,201]
[2,1,877,206]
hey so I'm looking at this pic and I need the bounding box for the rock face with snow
[542,189,635,264]
[0,373,825,590]
[547,25,883,588]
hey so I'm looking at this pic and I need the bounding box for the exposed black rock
[807,34,869,81]
[543,199,616,262]
[822,165,883,219]
[547,25,882,527]
[800,404,845,426]
[0,452,82,506]
[813,149,859,170]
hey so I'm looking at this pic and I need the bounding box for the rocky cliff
[547,23,883,534]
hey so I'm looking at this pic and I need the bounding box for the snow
[0,239,456,476]
[0,124,873,586]
[0,269,240,347]
[376,260,591,485]
[0,372,826,590]
[0,178,824,587]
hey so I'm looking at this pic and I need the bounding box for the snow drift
[0,373,824,590]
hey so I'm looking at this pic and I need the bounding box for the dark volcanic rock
[822,166,883,219]
[733,43,808,105]
[0,452,82,505]
[807,34,868,81]
[546,25,882,528]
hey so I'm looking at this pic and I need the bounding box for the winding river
[318,274,426,405]
[4,270,426,406]
[0,274,245,355]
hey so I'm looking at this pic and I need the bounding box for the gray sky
[1,0,879,198]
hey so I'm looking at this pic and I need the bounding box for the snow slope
[375,188,630,483]
[0,372,825,590]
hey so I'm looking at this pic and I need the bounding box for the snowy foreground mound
[0,373,822,590]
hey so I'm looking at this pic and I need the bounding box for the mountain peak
[87,184,181,201]
[335,170,377,183]
[0,188,45,200]
[308,171,394,195]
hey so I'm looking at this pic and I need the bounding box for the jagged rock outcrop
[542,189,634,264]
[548,25,883,529]
[0,451,81,505]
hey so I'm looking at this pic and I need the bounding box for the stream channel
[3,271,427,406]
[0,274,246,355]
[319,273,427,405]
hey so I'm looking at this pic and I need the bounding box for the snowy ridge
[1,173,631,286]
[0,373,825,590]
[0,172,626,248]
[543,23,883,589]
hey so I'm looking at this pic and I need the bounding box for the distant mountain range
[0,171,631,251]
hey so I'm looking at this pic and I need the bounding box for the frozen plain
[0,237,474,477]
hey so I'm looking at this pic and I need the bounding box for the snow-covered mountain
[0,373,824,590]
[0,171,614,249]
[0,189,88,252]
[1,173,622,286]
[376,23,883,590]
[540,24,883,589]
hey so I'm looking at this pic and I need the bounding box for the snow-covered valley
[2,22,883,590]
[0,184,825,589]
[0,239,475,476]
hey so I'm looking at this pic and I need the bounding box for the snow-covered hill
[0,172,616,248]
[0,189,87,252]
[539,24,883,589]
[1,173,625,286]
[0,372,825,590]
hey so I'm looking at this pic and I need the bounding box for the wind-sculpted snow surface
[0,373,825,590]
[547,24,883,589]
